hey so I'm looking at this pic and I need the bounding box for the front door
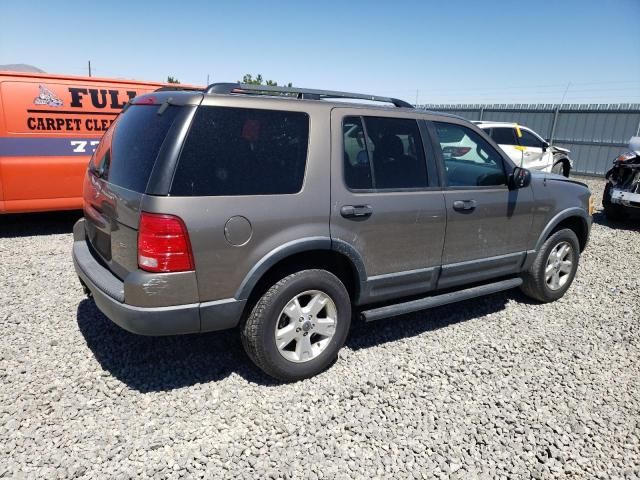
[330,109,446,304]
[519,128,553,171]
[429,121,535,289]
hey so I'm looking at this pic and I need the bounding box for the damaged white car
[603,136,640,220]
[474,121,572,177]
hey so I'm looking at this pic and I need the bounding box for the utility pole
[415,89,419,107]
[207,73,210,85]
[88,60,92,77]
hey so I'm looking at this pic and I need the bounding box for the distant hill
[0,64,45,73]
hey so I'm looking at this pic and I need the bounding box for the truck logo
[33,85,63,107]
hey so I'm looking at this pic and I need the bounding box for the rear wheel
[520,228,580,303]
[603,182,629,221]
[241,269,351,381]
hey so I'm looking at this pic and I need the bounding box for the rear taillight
[138,212,194,273]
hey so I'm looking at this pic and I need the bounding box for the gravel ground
[1,176,638,479]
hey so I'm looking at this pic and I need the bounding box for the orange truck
[0,72,190,213]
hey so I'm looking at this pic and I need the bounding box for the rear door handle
[341,204,373,218]
[453,200,477,212]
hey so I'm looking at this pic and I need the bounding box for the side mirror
[542,141,549,152]
[509,167,531,190]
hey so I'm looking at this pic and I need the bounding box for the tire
[552,160,570,177]
[520,228,580,303]
[241,269,351,382]
[551,161,565,176]
[602,182,629,221]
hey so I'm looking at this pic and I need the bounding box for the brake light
[138,212,194,273]
[135,96,156,105]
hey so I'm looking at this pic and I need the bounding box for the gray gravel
[1,176,639,479]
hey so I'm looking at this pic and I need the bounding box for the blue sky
[1,0,639,104]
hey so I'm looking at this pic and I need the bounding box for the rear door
[330,109,446,304]
[429,121,534,289]
[83,102,186,279]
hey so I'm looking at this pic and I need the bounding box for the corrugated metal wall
[420,104,640,176]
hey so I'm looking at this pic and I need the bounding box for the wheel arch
[553,156,571,177]
[535,208,590,253]
[235,237,366,306]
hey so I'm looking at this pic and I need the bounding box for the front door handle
[341,204,373,219]
[453,200,477,212]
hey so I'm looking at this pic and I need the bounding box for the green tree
[166,76,180,84]
[240,73,292,87]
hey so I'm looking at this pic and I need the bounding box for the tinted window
[489,127,518,145]
[434,122,507,187]
[172,107,309,196]
[519,130,545,148]
[105,105,180,192]
[343,116,427,190]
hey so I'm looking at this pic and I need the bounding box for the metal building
[420,104,640,176]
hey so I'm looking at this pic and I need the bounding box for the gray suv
[72,83,593,381]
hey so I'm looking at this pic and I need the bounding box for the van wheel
[520,229,580,303]
[241,269,351,382]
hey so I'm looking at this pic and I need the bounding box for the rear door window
[103,105,180,192]
[343,116,428,190]
[489,127,518,145]
[171,107,309,196]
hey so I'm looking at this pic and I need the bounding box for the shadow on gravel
[76,300,280,392]
[591,211,640,232]
[0,210,82,238]
[347,289,519,351]
[78,288,522,391]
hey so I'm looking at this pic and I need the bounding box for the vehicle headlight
[588,194,595,216]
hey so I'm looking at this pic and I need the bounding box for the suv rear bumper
[72,219,245,336]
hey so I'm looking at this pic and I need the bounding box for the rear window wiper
[157,97,174,116]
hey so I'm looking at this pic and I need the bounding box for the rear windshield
[171,106,309,196]
[94,104,180,192]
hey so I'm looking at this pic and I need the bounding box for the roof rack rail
[205,82,413,108]
[154,85,204,92]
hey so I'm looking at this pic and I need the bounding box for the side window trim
[424,120,448,188]
[418,120,441,188]
[427,120,512,190]
[359,115,377,188]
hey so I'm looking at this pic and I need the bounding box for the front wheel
[520,228,580,303]
[551,161,569,177]
[241,269,351,381]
